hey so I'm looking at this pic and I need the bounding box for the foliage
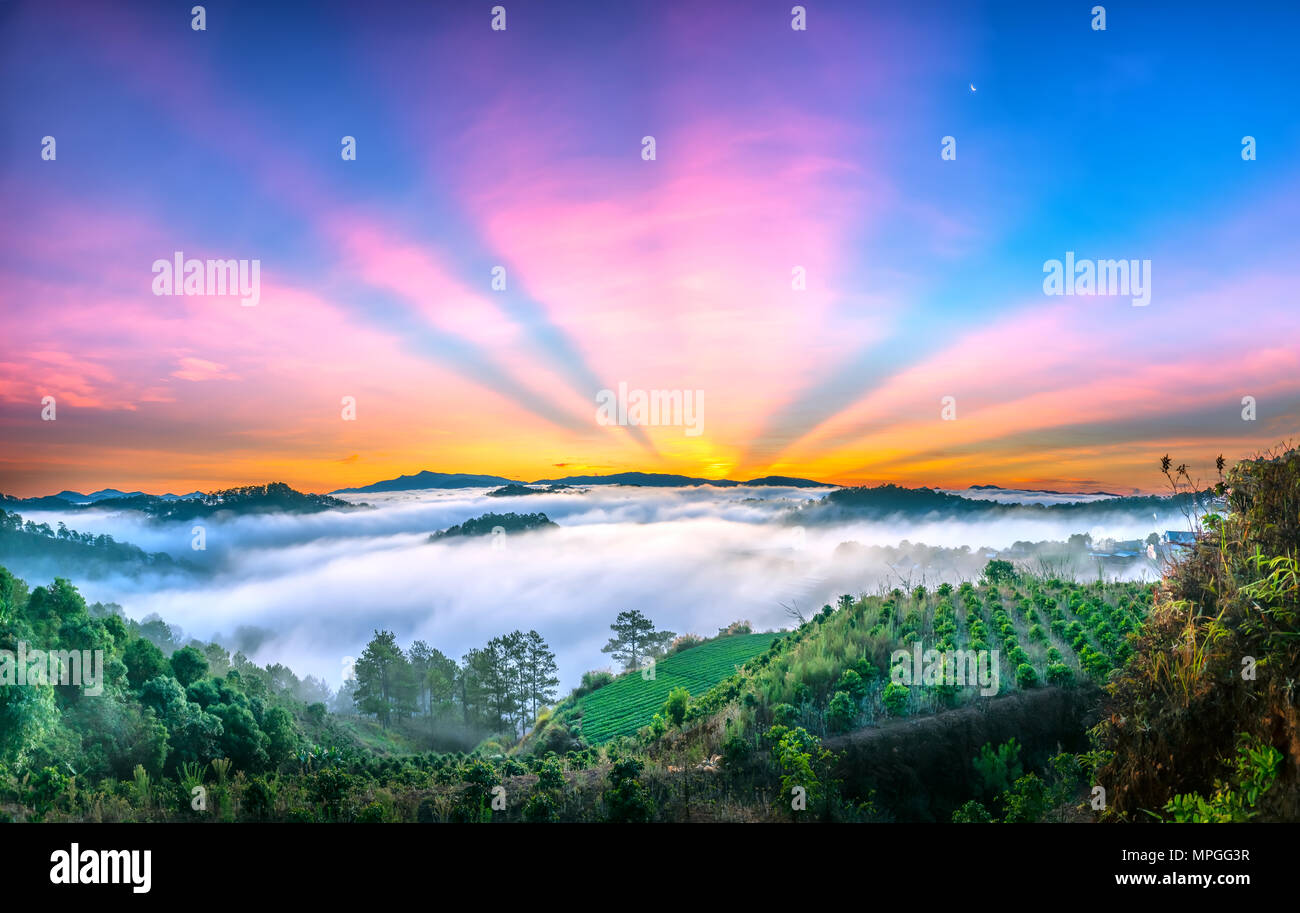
[661,686,690,726]
[603,757,653,823]
[1095,447,1300,820]
[973,739,1023,799]
[1163,734,1282,823]
[600,610,676,672]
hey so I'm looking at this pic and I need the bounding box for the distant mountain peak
[331,470,522,494]
[335,469,833,493]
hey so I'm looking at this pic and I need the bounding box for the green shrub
[1045,663,1074,686]
[881,681,909,716]
[523,790,559,823]
[661,687,690,727]
[827,691,857,734]
[603,757,653,823]
[951,799,993,823]
[1015,663,1038,688]
[356,801,386,823]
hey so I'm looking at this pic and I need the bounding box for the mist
[9,485,1187,694]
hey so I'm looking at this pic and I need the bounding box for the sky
[2,0,1298,497]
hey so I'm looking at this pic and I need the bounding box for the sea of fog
[15,485,1174,693]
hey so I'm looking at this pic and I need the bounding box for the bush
[355,801,386,823]
[771,703,799,727]
[574,670,615,698]
[535,757,565,792]
[981,559,1018,585]
[604,757,653,823]
[523,791,559,823]
[722,734,753,774]
[1001,773,1049,823]
[668,634,704,654]
[951,799,993,823]
[834,668,868,701]
[1045,663,1074,686]
[826,691,857,734]
[661,687,689,727]
[1015,664,1038,688]
[974,739,1023,798]
[881,681,909,716]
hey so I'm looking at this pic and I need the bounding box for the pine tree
[601,610,675,671]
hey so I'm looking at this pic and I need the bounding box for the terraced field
[573,632,781,744]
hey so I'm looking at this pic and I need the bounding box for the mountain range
[332,470,834,493]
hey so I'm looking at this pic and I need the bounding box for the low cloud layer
[12,485,1181,694]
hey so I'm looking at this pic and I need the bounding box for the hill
[331,471,520,494]
[529,471,830,487]
[428,511,558,540]
[792,482,1211,524]
[1095,445,1300,821]
[0,507,196,579]
[1,482,358,520]
[539,632,781,745]
[334,469,832,493]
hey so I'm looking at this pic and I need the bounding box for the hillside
[792,483,1212,524]
[0,482,359,520]
[428,511,558,540]
[332,471,520,493]
[677,578,1149,745]
[1094,445,1300,820]
[0,508,196,580]
[539,632,781,745]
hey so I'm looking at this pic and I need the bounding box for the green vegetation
[537,631,780,746]
[600,608,675,671]
[345,628,559,744]
[428,511,557,540]
[125,482,357,520]
[1093,447,1300,821]
[668,578,1150,746]
[1163,734,1282,823]
[0,566,345,821]
[4,445,1294,824]
[0,508,192,576]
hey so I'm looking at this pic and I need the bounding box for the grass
[325,715,425,756]
[572,632,781,744]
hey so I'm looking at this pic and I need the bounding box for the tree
[499,631,529,736]
[123,638,170,690]
[600,610,675,671]
[170,646,209,687]
[461,640,516,735]
[422,646,458,721]
[352,630,409,728]
[980,559,1018,585]
[408,641,435,715]
[523,630,559,723]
